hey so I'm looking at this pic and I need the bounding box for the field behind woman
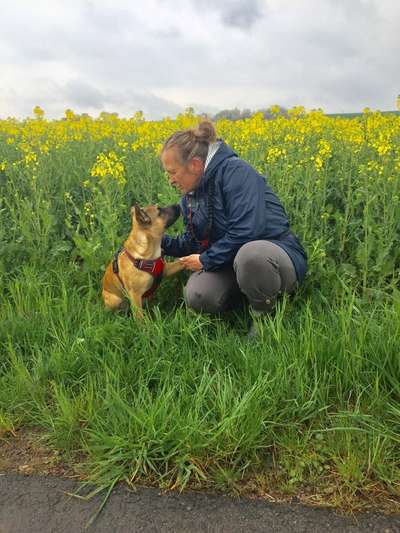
[0,107,399,510]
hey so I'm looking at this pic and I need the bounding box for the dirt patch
[0,427,81,479]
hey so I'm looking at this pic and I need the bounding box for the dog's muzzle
[159,204,181,228]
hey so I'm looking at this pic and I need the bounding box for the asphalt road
[0,473,399,533]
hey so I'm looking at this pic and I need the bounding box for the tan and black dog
[102,204,184,316]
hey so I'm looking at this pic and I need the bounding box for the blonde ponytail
[161,120,217,164]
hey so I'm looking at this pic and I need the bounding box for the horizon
[1,106,399,123]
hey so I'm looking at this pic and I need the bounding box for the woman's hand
[179,254,203,272]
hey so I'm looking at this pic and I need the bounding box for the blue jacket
[162,141,307,282]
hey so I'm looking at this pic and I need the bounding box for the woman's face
[161,147,204,194]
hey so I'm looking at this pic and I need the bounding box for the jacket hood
[201,140,237,184]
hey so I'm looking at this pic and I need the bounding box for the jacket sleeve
[199,163,266,271]
[161,231,201,257]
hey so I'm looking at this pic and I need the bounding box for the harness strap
[112,247,125,288]
[112,248,164,299]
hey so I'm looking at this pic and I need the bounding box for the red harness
[112,248,164,299]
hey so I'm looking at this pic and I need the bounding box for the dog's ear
[132,205,151,227]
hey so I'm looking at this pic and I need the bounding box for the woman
[160,120,307,334]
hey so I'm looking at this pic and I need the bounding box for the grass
[1,262,399,506]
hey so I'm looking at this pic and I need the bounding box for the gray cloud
[0,78,185,120]
[64,80,105,108]
[0,0,399,119]
[198,0,266,30]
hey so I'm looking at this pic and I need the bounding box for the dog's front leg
[102,289,124,311]
[126,290,144,319]
[163,260,185,277]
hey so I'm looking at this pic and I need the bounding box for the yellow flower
[270,104,281,114]
[90,151,126,186]
[65,109,75,121]
[33,105,45,119]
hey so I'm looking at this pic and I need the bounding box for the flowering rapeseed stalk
[90,151,126,186]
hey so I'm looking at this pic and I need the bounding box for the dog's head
[131,204,181,232]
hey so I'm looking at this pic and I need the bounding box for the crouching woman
[160,120,307,334]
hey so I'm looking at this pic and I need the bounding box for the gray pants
[184,241,297,314]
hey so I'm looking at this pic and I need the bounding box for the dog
[102,204,184,317]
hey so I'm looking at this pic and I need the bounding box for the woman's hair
[161,119,217,165]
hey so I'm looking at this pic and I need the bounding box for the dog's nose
[159,204,181,228]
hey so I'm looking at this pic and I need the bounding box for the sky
[0,0,399,119]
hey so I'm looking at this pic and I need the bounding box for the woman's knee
[234,241,281,293]
[233,241,297,311]
[184,285,220,314]
[184,271,240,314]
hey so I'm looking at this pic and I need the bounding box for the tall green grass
[1,262,399,497]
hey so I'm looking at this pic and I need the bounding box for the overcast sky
[0,0,399,119]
